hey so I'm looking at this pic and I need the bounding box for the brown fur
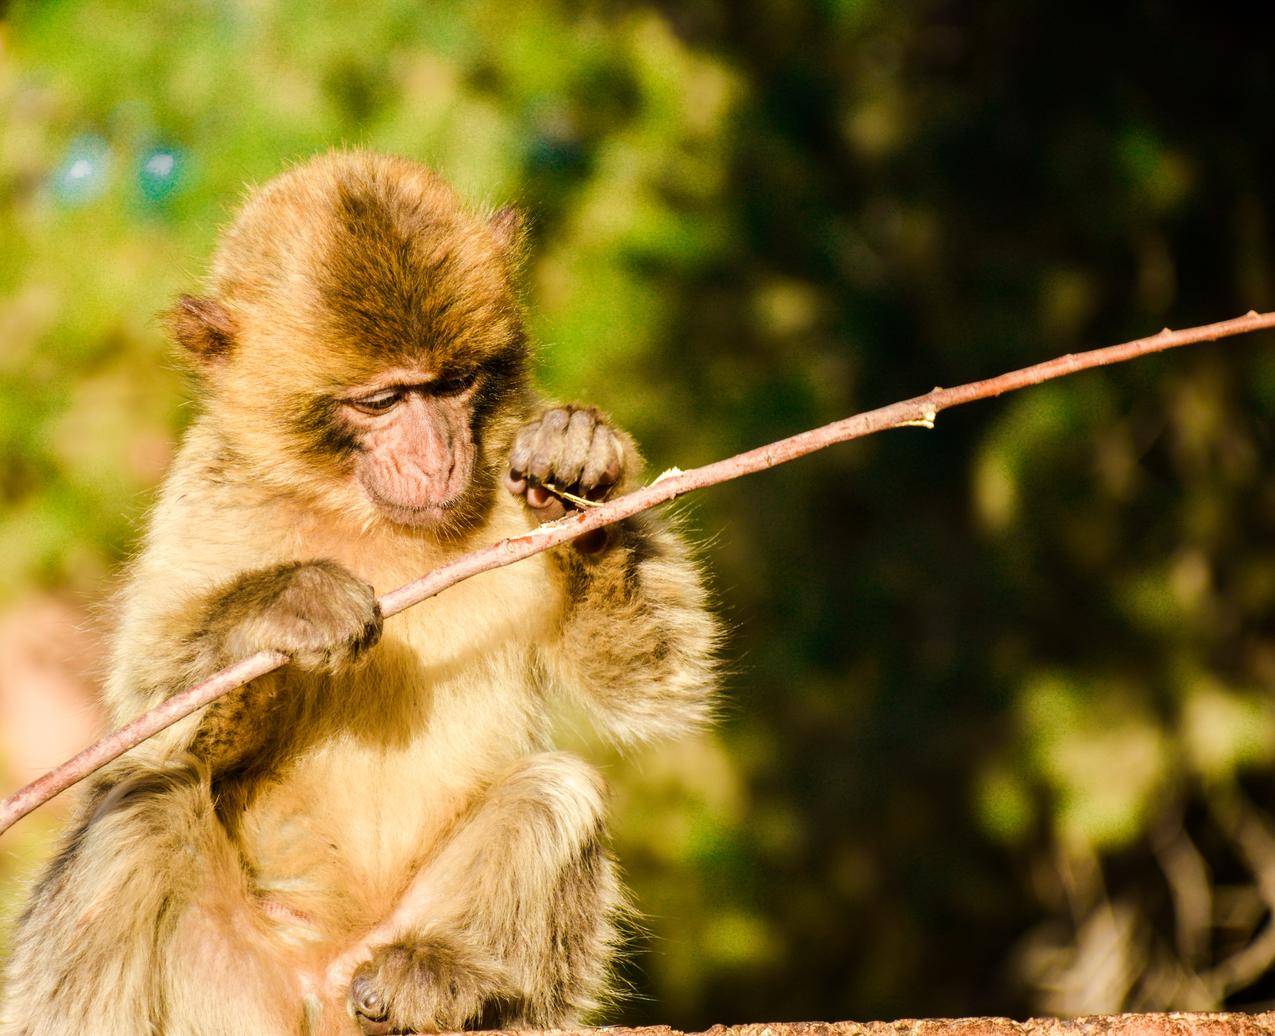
[1,151,717,1035]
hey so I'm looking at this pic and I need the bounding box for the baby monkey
[1,151,717,1035]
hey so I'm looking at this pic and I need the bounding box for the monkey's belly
[238,675,544,943]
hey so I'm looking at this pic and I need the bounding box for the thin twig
[2,310,1273,838]
[1202,789,1275,998]
[1152,813,1213,967]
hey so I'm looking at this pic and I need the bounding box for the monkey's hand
[201,560,382,674]
[505,405,634,553]
[349,935,509,1035]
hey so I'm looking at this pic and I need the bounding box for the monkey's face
[329,364,503,530]
[174,152,531,540]
[268,329,526,539]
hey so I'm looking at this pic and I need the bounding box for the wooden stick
[3,309,1273,837]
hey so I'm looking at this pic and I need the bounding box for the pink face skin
[339,368,482,529]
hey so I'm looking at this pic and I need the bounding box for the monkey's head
[171,151,531,538]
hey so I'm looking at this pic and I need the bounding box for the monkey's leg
[3,560,384,1035]
[328,752,621,1035]
[0,763,300,1036]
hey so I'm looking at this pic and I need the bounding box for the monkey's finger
[601,429,626,486]
[525,483,567,521]
[508,422,541,479]
[353,607,384,656]
[527,408,572,481]
[558,408,597,485]
[581,425,623,493]
[504,469,528,497]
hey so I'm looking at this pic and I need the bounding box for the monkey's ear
[167,294,236,362]
[489,206,527,256]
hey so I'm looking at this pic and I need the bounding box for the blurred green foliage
[4,0,1275,1024]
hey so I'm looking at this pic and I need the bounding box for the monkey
[0,150,718,1036]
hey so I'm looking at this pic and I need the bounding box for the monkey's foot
[348,935,508,1035]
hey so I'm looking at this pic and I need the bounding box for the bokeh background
[5,0,1275,1025]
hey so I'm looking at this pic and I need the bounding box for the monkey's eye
[431,370,480,396]
[348,389,403,415]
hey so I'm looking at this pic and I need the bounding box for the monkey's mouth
[359,481,474,530]
[363,483,465,528]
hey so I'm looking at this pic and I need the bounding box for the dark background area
[3,0,1275,1024]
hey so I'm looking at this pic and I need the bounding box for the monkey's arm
[509,406,719,744]
[547,512,718,742]
[2,560,348,1034]
[113,558,381,771]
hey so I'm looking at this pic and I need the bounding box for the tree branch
[2,309,1273,838]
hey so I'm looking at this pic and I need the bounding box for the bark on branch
[2,310,1274,837]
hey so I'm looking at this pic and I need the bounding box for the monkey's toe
[348,936,507,1034]
[350,968,391,1032]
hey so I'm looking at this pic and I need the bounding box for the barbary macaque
[1,151,717,1035]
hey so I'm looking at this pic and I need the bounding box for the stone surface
[481,1018,1275,1036]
